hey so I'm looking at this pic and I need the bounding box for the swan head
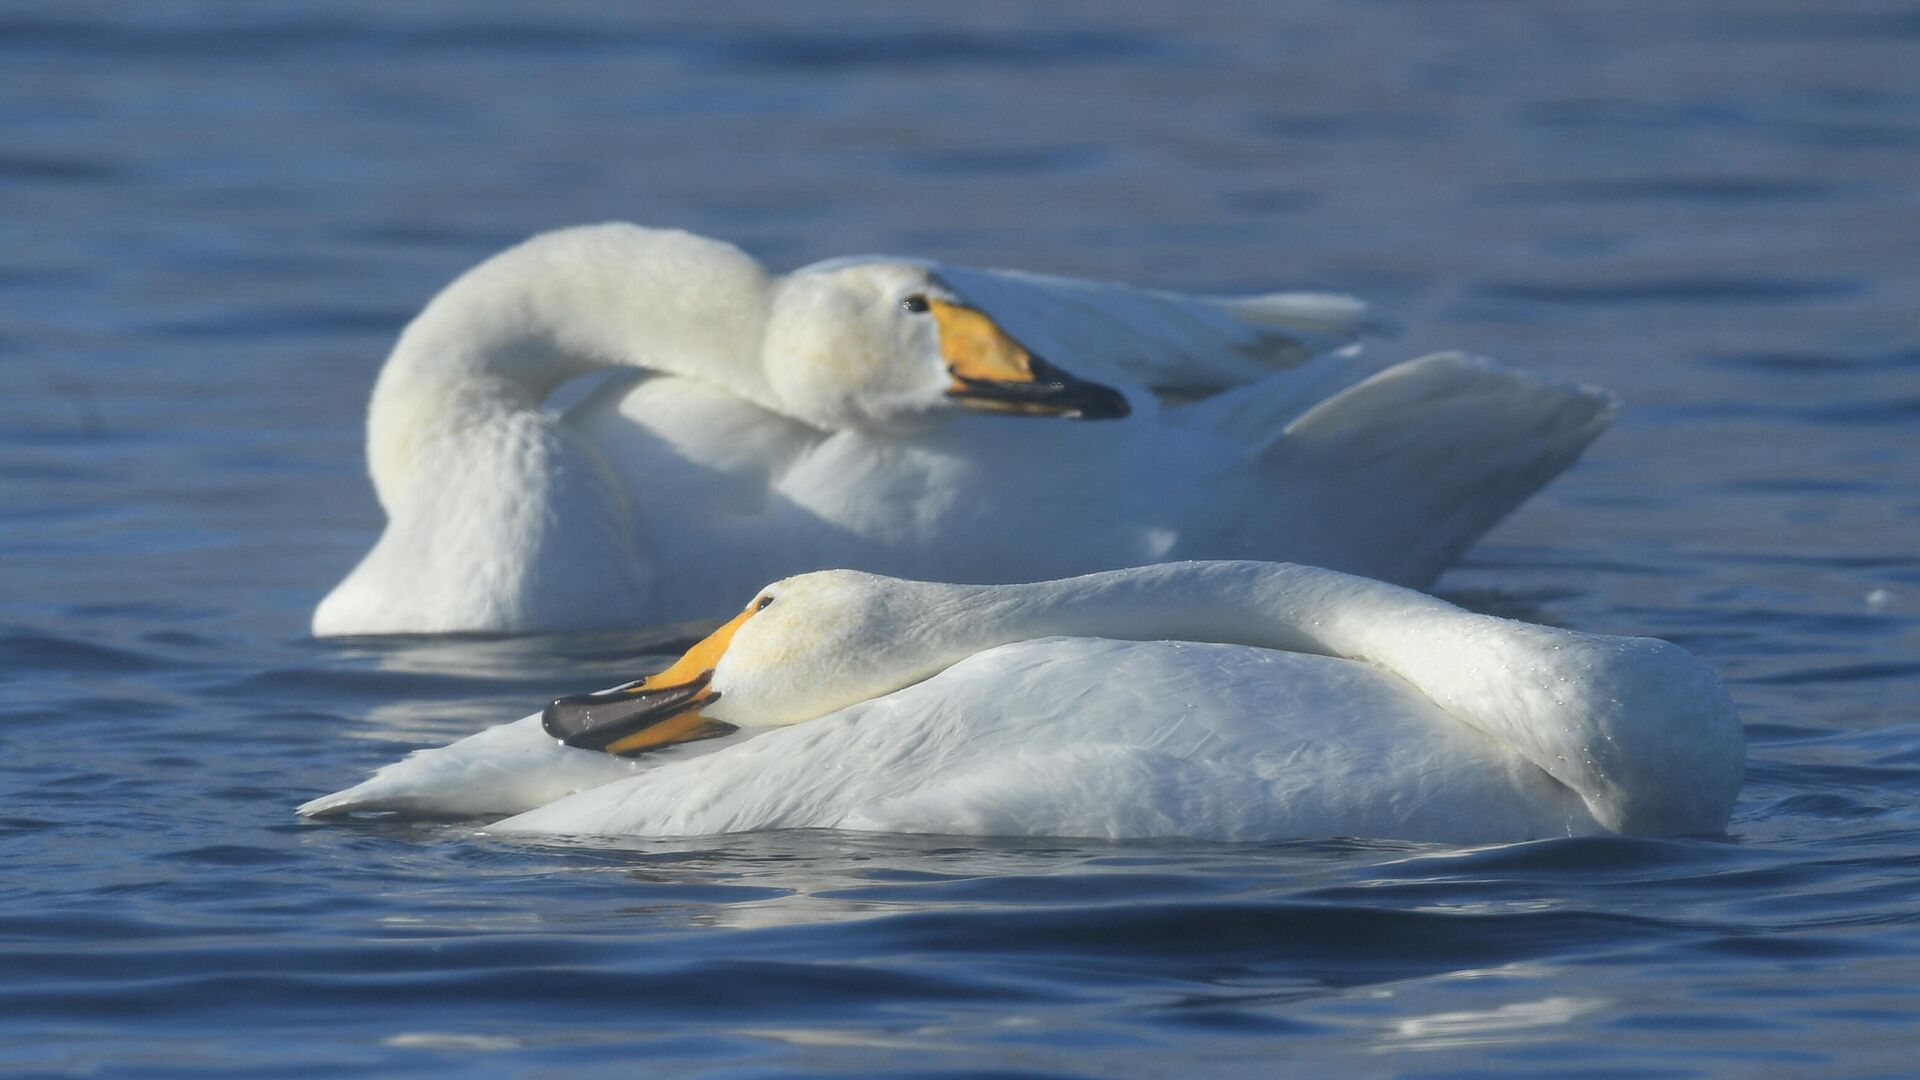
[541,570,975,755]
[764,262,1129,433]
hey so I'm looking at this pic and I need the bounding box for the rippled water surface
[5,2,1919,1075]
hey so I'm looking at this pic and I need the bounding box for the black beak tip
[1026,354,1130,421]
[541,692,608,750]
[1069,384,1132,420]
[952,354,1132,421]
[540,670,715,753]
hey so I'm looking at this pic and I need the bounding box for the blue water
[4,2,1919,1075]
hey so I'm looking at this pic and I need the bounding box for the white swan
[301,561,1743,844]
[312,223,1614,636]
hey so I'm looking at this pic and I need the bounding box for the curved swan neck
[365,224,778,505]
[928,561,1739,835]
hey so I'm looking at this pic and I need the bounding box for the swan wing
[931,263,1369,399]
[1179,352,1617,586]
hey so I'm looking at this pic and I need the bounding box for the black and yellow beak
[541,601,759,757]
[930,300,1130,420]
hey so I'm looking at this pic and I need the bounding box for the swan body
[302,561,1743,844]
[313,224,1614,635]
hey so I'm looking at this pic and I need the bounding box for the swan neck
[955,561,1370,658]
[363,225,777,504]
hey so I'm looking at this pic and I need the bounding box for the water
[4,1,1918,1074]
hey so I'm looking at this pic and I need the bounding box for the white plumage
[312,223,1613,636]
[303,562,1743,844]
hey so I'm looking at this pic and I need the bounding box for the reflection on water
[1382,991,1608,1053]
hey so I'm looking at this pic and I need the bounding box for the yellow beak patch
[541,598,766,756]
[931,299,1038,389]
[930,300,1130,420]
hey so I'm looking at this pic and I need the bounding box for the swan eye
[754,595,774,611]
[901,294,930,314]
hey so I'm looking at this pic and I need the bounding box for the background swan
[313,223,1615,636]
[302,561,1743,844]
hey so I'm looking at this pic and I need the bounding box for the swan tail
[1234,352,1616,586]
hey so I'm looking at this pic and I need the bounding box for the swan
[312,222,1615,636]
[301,561,1744,844]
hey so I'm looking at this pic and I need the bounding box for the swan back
[498,638,1600,842]
[693,562,1743,836]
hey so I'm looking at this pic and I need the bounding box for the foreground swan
[302,562,1743,843]
[312,223,1614,635]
